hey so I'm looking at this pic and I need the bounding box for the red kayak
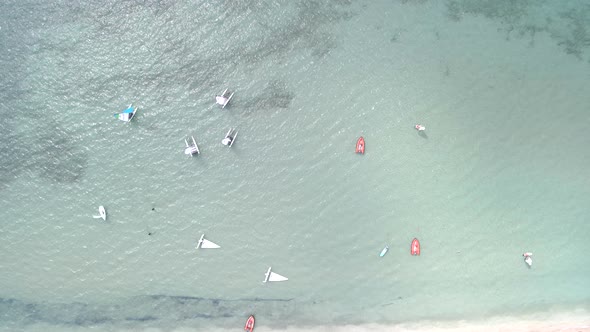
[356,136,365,154]
[244,315,255,332]
[411,238,420,256]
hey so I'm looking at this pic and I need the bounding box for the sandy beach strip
[208,310,590,332]
[4,309,589,332]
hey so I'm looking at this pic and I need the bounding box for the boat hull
[411,238,420,256]
[356,137,365,154]
[244,315,255,332]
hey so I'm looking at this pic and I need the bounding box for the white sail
[93,206,106,220]
[197,234,220,249]
[263,267,288,282]
[99,206,106,221]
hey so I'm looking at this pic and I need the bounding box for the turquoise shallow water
[1,0,590,330]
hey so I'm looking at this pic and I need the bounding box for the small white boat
[415,124,425,131]
[221,128,238,147]
[215,89,234,109]
[523,252,533,267]
[93,206,106,221]
[184,136,200,156]
[379,246,389,257]
[114,104,137,122]
[263,267,288,283]
[197,234,220,249]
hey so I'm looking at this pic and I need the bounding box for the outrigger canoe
[411,238,420,256]
[244,315,255,332]
[356,136,365,154]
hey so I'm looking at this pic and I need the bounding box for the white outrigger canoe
[197,234,220,249]
[379,246,389,257]
[221,128,238,147]
[184,136,200,156]
[216,89,234,109]
[263,267,288,283]
[114,104,137,122]
[93,206,106,221]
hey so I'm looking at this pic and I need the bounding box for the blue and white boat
[114,104,137,122]
[379,246,389,257]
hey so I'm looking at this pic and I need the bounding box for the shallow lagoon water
[0,0,589,330]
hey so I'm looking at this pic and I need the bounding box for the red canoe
[356,137,365,154]
[411,238,420,256]
[244,315,255,332]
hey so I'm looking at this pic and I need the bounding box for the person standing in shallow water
[149,207,156,235]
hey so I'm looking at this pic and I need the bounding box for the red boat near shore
[244,315,255,332]
[411,238,420,256]
[356,137,365,154]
